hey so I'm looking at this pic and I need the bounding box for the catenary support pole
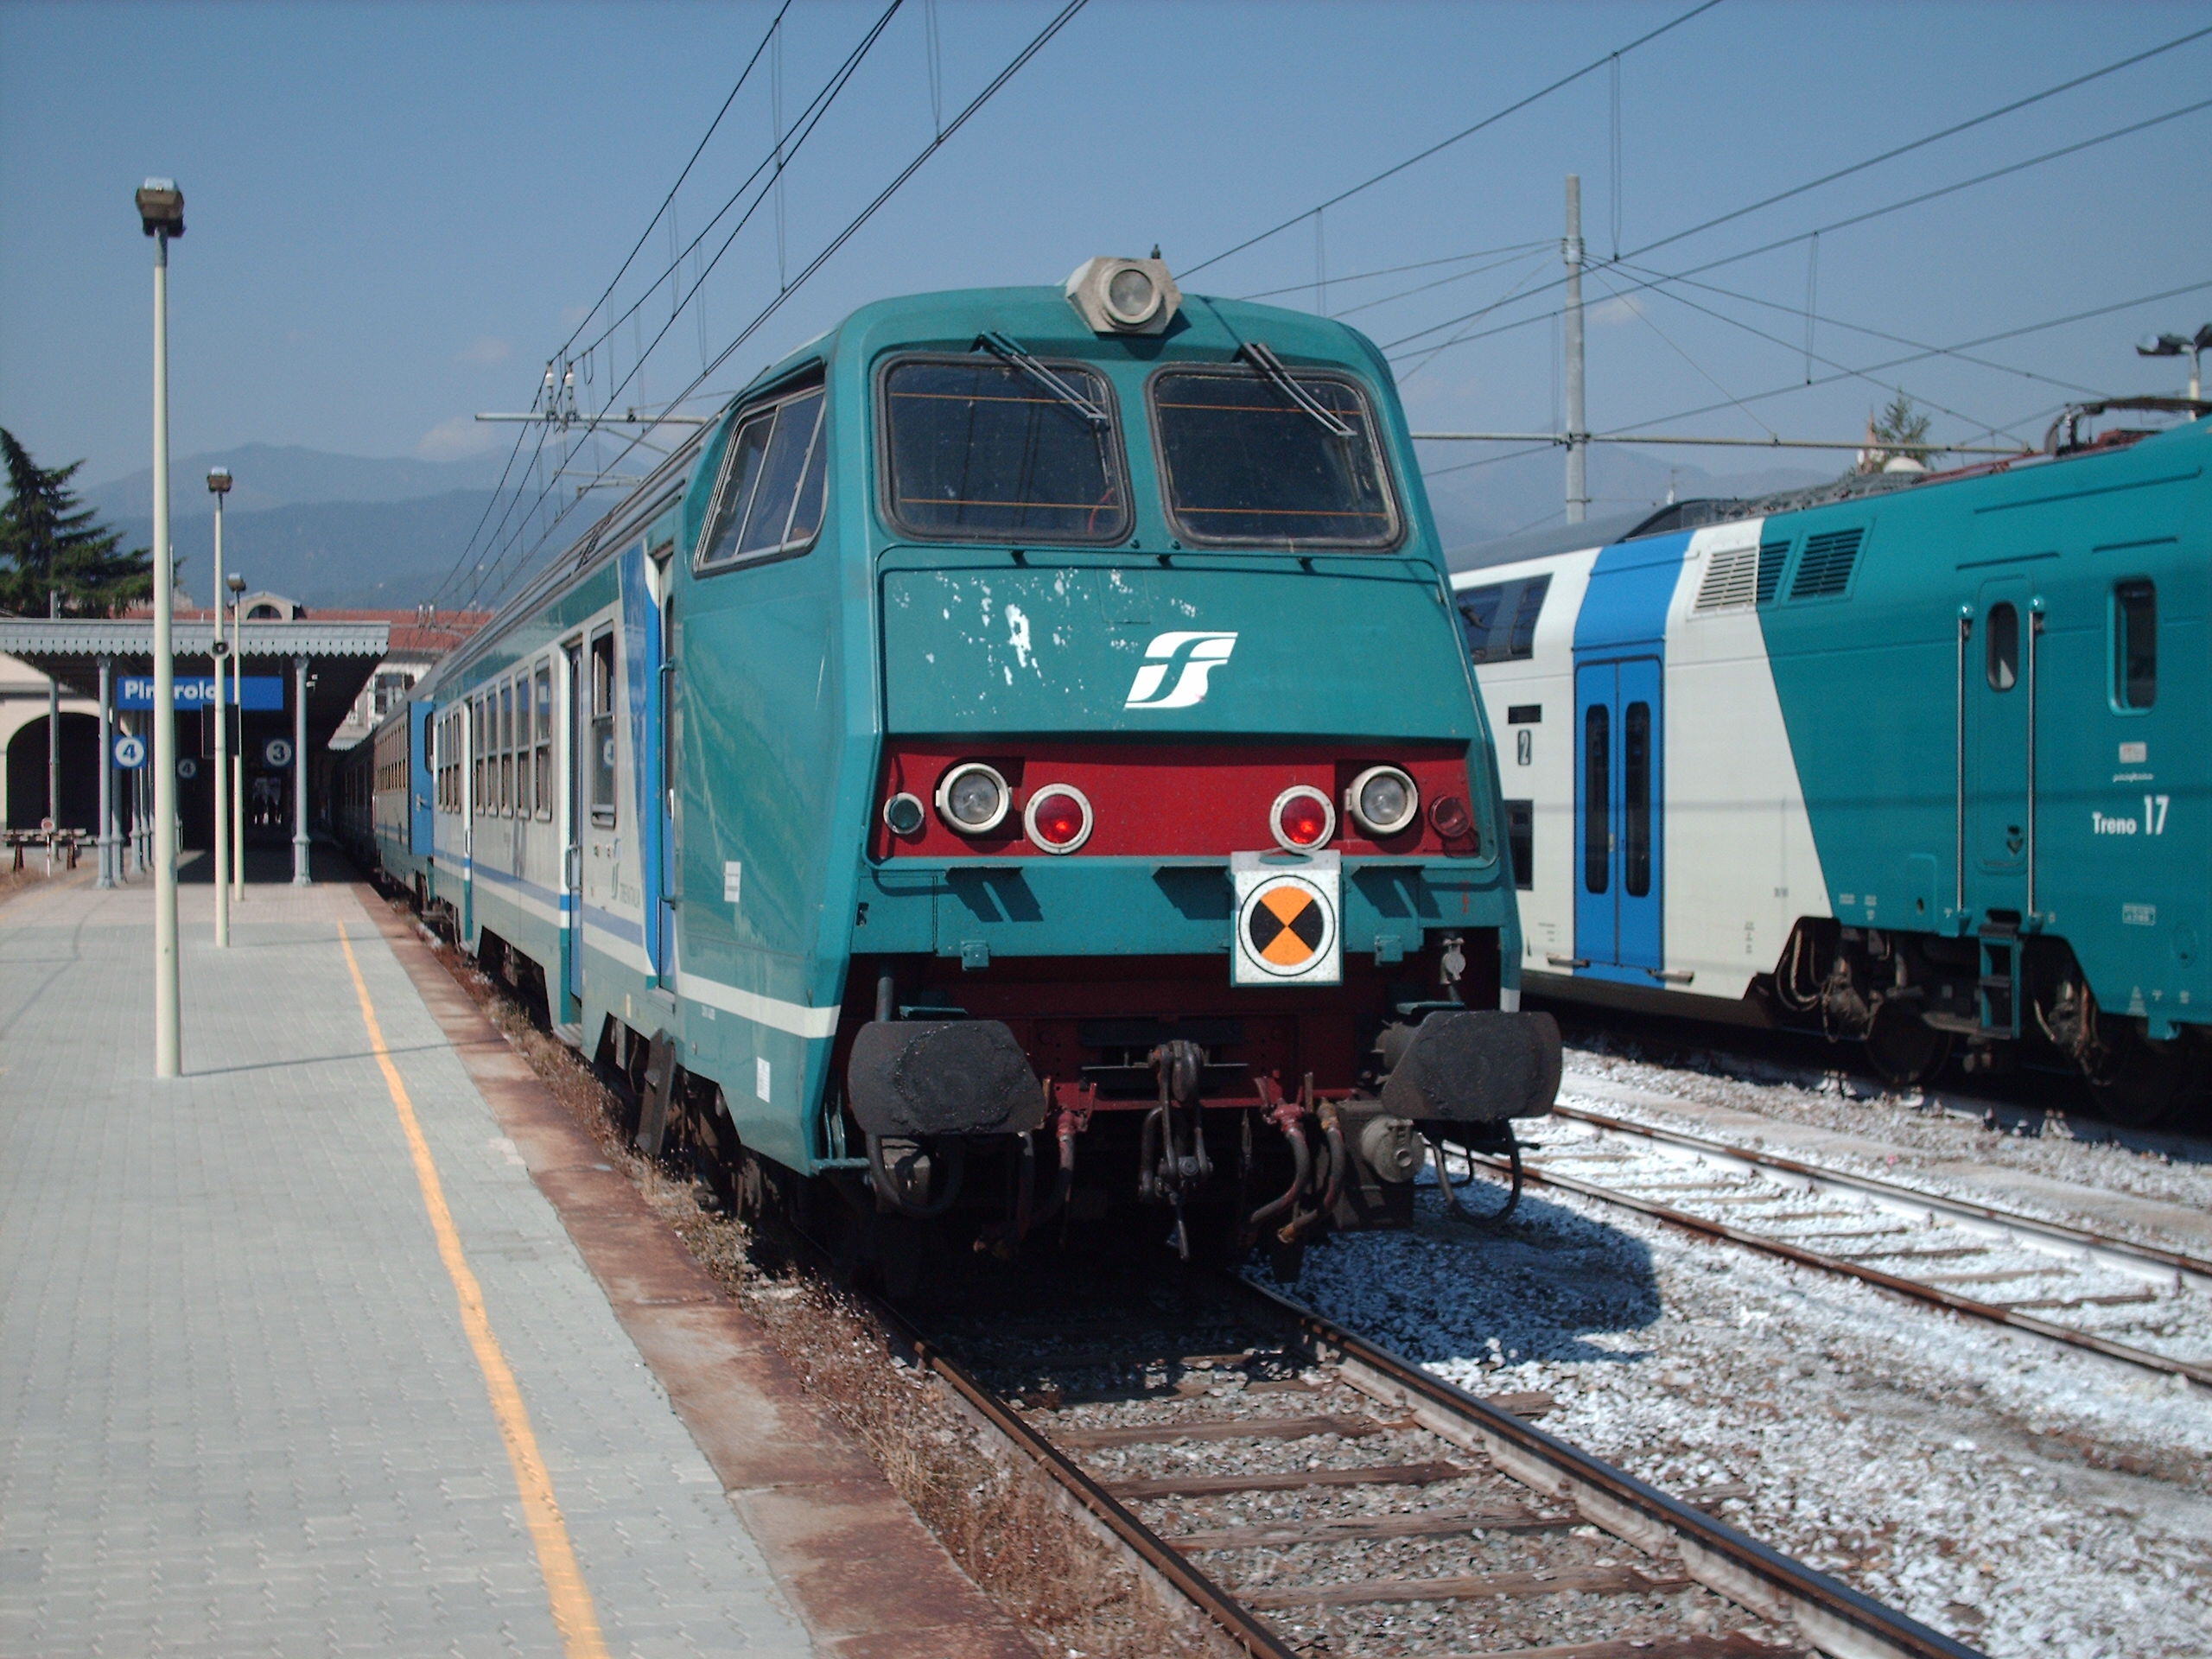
[211,486,229,944]
[291,653,310,885]
[149,222,181,1076]
[1563,174,1588,526]
[47,591,60,836]
[97,656,115,887]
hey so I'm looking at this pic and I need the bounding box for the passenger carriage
[1452,404,2212,1125]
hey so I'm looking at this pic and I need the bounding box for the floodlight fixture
[207,467,232,495]
[137,177,185,238]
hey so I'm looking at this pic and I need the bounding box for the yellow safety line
[335,923,610,1659]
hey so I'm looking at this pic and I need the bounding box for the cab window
[880,356,1128,543]
[696,377,827,571]
[2113,580,2156,710]
[1151,366,1398,549]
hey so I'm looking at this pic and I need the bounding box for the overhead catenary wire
[1233,241,1549,303]
[1380,89,2212,365]
[1415,277,2212,483]
[430,0,795,610]
[1386,92,2212,364]
[1179,0,1725,279]
[442,2,912,611]
[454,0,1092,615]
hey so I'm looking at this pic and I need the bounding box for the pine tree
[1855,391,1937,474]
[0,428,156,616]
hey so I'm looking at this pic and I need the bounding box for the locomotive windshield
[1151,367,1399,549]
[882,358,1129,542]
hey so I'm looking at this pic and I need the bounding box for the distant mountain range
[82,442,511,520]
[68,439,1834,611]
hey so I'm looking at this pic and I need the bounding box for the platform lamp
[2137,325,2212,404]
[227,571,247,899]
[208,467,232,947]
[137,175,185,1077]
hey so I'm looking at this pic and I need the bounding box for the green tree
[1857,391,1938,474]
[0,428,155,617]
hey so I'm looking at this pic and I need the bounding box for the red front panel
[872,741,1477,860]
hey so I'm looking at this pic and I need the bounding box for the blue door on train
[1570,531,1685,982]
[410,701,436,856]
[1573,656,1662,976]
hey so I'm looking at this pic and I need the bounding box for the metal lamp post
[208,467,232,946]
[2137,326,2212,404]
[137,177,185,1077]
[228,571,246,899]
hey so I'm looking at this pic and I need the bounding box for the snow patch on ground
[1268,1179,2212,1658]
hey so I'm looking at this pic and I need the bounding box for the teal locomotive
[340,259,1558,1264]
[1454,400,2211,1127]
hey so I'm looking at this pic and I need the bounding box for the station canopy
[0,615,391,752]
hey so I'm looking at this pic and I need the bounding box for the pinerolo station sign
[118,675,285,710]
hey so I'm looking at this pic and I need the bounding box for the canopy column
[291,654,311,886]
[97,655,116,888]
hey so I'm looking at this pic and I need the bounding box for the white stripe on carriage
[676,972,841,1039]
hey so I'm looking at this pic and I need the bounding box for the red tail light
[1270,785,1335,850]
[1024,785,1093,853]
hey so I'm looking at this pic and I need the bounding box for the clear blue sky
[4,0,2209,496]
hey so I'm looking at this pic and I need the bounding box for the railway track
[861,1262,1982,1659]
[1454,1101,2212,1389]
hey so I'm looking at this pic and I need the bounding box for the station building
[0,596,485,869]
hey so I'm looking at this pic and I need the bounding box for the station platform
[0,861,1030,1658]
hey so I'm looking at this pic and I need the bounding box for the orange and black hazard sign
[1231,854,1340,985]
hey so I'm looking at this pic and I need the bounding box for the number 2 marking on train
[2144,794,2171,835]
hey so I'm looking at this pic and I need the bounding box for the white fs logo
[1124,631,1238,709]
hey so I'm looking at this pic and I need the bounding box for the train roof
[1446,405,2212,579]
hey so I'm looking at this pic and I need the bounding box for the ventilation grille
[1790,527,1865,599]
[1693,545,1761,612]
[1756,538,1790,603]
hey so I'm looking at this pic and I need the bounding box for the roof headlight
[1106,267,1156,324]
[1270,785,1336,851]
[1023,785,1094,854]
[936,761,1011,835]
[1065,255,1182,336]
[1346,766,1419,838]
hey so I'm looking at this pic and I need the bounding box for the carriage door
[654,593,679,976]
[562,641,586,1012]
[1966,574,2034,918]
[409,701,436,855]
[1573,656,1663,976]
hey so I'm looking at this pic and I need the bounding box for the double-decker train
[1452,401,2212,1127]
[340,258,1559,1273]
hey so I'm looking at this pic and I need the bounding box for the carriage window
[534,662,554,816]
[882,357,1128,542]
[1985,603,2019,691]
[2113,580,2156,710]
[697,382,827,570]
[1582,704,1610,895]
[589,632,617,827]
[471,698,485,817]
[499,682,514,814]
[1152,368,1397,548]
[1458,575,1551,663]
[1506,799,1534,892]
[1623,701,1652,899]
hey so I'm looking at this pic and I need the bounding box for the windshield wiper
[976,332,1109,428]
[1239,340,1355,438]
